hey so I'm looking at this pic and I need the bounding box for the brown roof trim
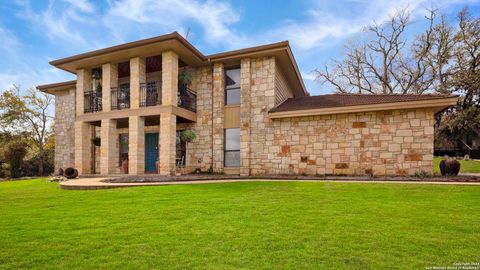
[49,32,206,66]
[269,96,458,119]
[37,80,76,94]
[285,45,308,96]
[48,33,308,95]
[206,41,289,60]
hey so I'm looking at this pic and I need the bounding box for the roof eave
[207,41,308,97]
[37,80,76,94]
[268,97,459,119]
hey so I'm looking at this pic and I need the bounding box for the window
[224,128,240,167]
[225,68,240,105]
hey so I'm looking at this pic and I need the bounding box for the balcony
[178,84,197,112]
[84,91,102,113]
[111,85,130,110]
[140,82,161,107]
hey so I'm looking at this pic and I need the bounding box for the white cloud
[0,26,22,59]
[62,0,95,13]
[103,0,243,47]
[16,0,94,48]
[301,72,317,81]
[266,0,477,51]
[0,24,73,91]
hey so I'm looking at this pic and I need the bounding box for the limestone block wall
[186,66,213,172]
[248,57,277,175]
[54,88,76,171]
[256,109,434,176]
[212,63,225,172]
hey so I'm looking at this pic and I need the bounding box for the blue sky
[0,0,479,95]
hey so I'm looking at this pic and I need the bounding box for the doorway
[145,133,159,173]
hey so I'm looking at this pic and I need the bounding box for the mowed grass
[433,156,480,173]
[0,179,479,269]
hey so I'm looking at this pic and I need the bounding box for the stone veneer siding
[54,88,76,171]
[247,57,277,175]
[256,109,434,176]
[186,66,213,172]
[211,63,225,172]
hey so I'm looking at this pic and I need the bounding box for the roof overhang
[47,33,308,97]
[37,80,76,94]
[207,42,308,97]
[49,32,206,74]
[268,97,458,119]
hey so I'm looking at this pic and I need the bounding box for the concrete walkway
[59,177,480,190]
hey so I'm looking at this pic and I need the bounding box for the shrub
[413,171,432,178]
[3,141,27,178]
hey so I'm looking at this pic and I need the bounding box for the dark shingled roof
[269,94,455,113]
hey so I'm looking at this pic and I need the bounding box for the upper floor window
[225,68,240,105]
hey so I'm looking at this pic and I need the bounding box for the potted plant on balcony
[179,70,193,85]
[178,69,193,93]
[95,83,102,95]
[180,130,196,143]
[91,136,101,146]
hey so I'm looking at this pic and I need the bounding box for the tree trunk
[38,148,44,176]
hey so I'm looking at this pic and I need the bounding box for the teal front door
[145,133,159,173]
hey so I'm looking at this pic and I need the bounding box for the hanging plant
[180,130,196,142]
[92,69,102,80]
[91,137,101,146]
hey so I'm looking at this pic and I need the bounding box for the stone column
[159,113,177,175]
[74,121,91,175]
[159,51,179,175]
[100,119,117,175]
[240,59,251,176]
[161,51,179,106]
[76,69,91,116]
[130,57,146,109]
[212,63,225,173]
[128,116,145,175]
[102,63,118,112]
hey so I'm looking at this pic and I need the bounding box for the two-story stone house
[38,32,457,177]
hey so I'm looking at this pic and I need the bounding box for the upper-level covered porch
[49,32,205,121]
[81,55,197,115]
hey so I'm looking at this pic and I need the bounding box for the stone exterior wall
[54,88,76,171]
[212,63,225,172]
[239,58,252,176]
[259,109,434,176]
[248,57,277,175]
[186,66,213,172]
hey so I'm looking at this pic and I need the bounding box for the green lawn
[433,157,480,174]
[0,179,479,269]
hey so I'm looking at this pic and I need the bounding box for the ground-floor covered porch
[75,113,192,176]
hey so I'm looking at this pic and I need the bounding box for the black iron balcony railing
[84,91,102,113]
[111,85,130,110]
[140,82,161,107]
[178,84,197,112]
